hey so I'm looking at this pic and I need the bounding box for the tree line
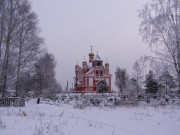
[115,0,180,97]
[0,0,61,98]
[115,60,177,97]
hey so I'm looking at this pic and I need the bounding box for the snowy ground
[0,100,180,135]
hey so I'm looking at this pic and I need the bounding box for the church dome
[83,61,87,64]
[105,58,109,66]
[105,63,109,66]
[89,52,94,56]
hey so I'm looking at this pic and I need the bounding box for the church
[74,47,112,93]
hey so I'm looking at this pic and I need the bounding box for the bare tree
[34,53,57,97]
[0,0,5,59]
[0,0,5,96]
[138,0,180,92]
[115,67,129,95]
[132,60,144,95]
[0,0,21,97]
[14,0,43,96]
[159,70,176,95]
[0,0,44,97]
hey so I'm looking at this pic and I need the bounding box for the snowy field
[0,100,180,135]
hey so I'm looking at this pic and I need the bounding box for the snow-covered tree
[14,0,44,97]
[128,78,137,97]
[145,70,159,95]
[138,0,180,93]
[132,60,144,95]
[34,53,57,97]
[0,0,43,97]
[115,67,129,95]
[159,71,176,94]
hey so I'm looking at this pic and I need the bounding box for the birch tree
[0,0,5,59]
[34,53,57,97]
[14,0,43,97]
[0,0,43,97]
[138,0,180,92]
[132,60,144,95]
[0,0,21,97]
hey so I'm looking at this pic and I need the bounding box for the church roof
[94,54,103,61]
[85,68,94,75]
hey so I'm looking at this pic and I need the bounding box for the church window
[89,78,93,86]
[96,70,99,77]
[105,78,109,86]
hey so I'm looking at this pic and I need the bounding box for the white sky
[31,0,152,90]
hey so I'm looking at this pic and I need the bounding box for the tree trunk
[0,0,14,97]
[1,33,11,97]
[15,21,24,97]
[0,0,5,96]
[15,45,22,97]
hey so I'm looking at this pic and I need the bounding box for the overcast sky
[31,0,152,90]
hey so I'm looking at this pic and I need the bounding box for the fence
[0,97,25,107]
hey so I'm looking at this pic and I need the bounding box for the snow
[0,99,180,135]
[85,68,94,75]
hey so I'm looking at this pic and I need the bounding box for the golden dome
[83,61,87,64]
[105,63,109,66]
[89,52,94,56]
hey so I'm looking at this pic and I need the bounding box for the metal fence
[0,97,25,107]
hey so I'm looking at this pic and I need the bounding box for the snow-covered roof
[85,68,94,75]
[94,54,103,61]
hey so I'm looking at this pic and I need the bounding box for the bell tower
[82,56,88,72]
[105,58,109,73]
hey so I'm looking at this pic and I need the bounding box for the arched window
[100,71,103,77]
[105,78,109,86]
[89,78,93,86]
[96,70,99,77]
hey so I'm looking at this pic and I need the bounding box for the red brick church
[74,47,112,93]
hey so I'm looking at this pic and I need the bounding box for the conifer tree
[97,81,108,93]
[145,70,159,95]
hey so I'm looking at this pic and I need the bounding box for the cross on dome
[106,58,108,63]
[90,45,93,52]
